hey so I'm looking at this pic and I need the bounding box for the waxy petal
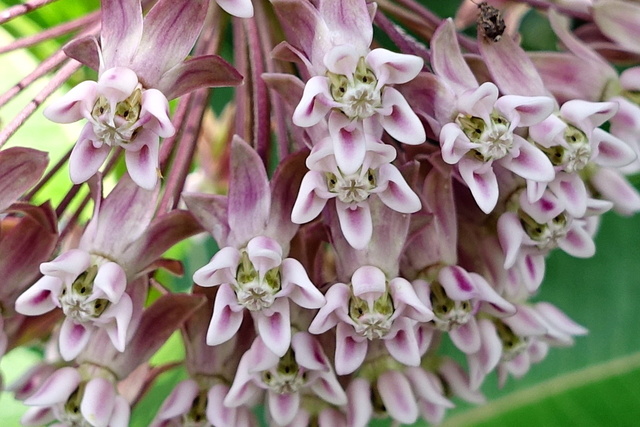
[43,81,96,123]
[431,19,478,94]
[246,235,283,274]
[535,302,588,336]
[558,225,595,258]
[501,135,555,182]
[280,258,325,309]
[102,294,133,351]
[329,113,367,174]
[377,164,421,214]
[124,132,159,190]
[193,246,241,287]
[217,0,253,17]
[207,384,238,427]
[80,378,116,427]
[256,299,291,357]
[59,319,93,361]
[93,262,126,303]
[379,87,426,145]
[324,45,361,77]
[319,0,373,54]
[561,100,618,131]
[377,371,419,424]
[458,159,499,214]
[139,89,175,138]
[336,201,373,250]
[69,125,110,184]
[592,128,637,168]
[97,67,139,104]
[335,323,367,375]
[366,49,423,86]
[291,171,330,224]
[450,317,481,354]
[309,283,351,334]
[206,285,244,346]
[24,367,81,406]
[591,167,640,215]
[15,276,60,315]
[494,95,555,127]
[41,249,91,281]
[593,0,640,55]
[268,391,300,426]
[384,320,421,366]
[439,123,476,164]
[100,0,143,69]
[292,76,334,127]
[156,380,199,420]
[351,265,387,297]
[389,278,433,322]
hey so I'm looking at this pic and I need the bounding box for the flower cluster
[1,0,640,426]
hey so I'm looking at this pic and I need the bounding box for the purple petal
[59,319,92,361]
[324,45,361,76]
[206,284,244,346]
[549,173,587,218]
[156,380,199,420]
[103,294,133,351]
[388,278,433,322]
[132,0,209,86]
[246,236,283,274]
[593,1,640,55]
[319,0,372,53]
[558,225,595,258]
[377,164,421,213]
[43,81,96,123]
[494,95,555,127]
[41,249,90,282]
[207,384,237,426]
[450,318,482,354]
[457,82,498,119]
[280,258,325,309]
[366,49,423,86]
[97,67,138,103]
[351,265,386,297]
[592,128,636,168]
[139,89,174,138]
[590,167,640,215]
[379,87,426,145]
[561,99,618,130]
[217,0,253,17]
[335,323,367,375]
[268,390,300,426]
[535,302,588,336]
[80,378,116,427]
[124,133,159,190]
[158,55,243,100]
[292,76,334,127]
[384,320,421,366]
[93,262,126,302]
[256,299,291,357]
[430,19,478,94]
[501,135,555,182]
[193,247,240,287]
[182,193,229,244]
[336,202,373,250]
[14,276,60,316]
[311,371,348,406]
[0,147,48,212]
[63,36,100,71]
[377,371,418,424]
[100,0,143,69]
[291,332,330,371]
[346,379,373,427]
[20,407,54,426]
[404,367,453,408]
[329,113,367,174]
[24,367,81,406]
[228,136,271,242]
[291,171,330,224]
[69,126,110,184]
[308,283,351,334]
[439,123,475,164]
[458,159,499,214]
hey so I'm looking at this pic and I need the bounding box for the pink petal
[558,224,595,258]
[346,379,373,427]
[24,367,81,406]
[501,135,555,182]
[323,45,361,76]
[69,126,111,184]
[291,171,330,224]
[335,323,367,375]
[268,390,300,426]
[494,95,555,127]
[439,123,475,164]
[404,367,453,408]
[292,76,334,127]
[207,384,238,426]
[561,99,618,130]
[457,159,499,214]
[593,1,640,55]
[590,167,640,215]
[377,371,418,424]
[377,164,421,214]
[497,212,525,268]
[291,332,330,371]
[156,380,199,420]
[438,265,477,300]
[59,319,93,361]
[14,276,60,316]
[319,0,372,54]
[103,294,133,351]
[351,265,387,296]
[43,81,96,123]
[336,201,373,250]
[549,173,587,218]
[389,278,433,322]
[366,49,423,86]
[457,82,498,120]
[430,19,478,94]
[384,320,421,366]
[193,246,241,287]
[20,407,54,427]
[329,113,367,174]
[100,0,143,69]
[256,299,291,357]
[279,258,325,309]
[379,87,426,145]
[132,0,209,86]
[535,302,588,336]
[217,0,253,17]
[108,396,130,427]
[592,128,637,168]
[41,249,91,280]
[470,272,516,316]
[311,371,348,406]
[450,318,482,354]
[308,283,351,334]
[97,67,138,103]
[80,377,116,427]
[93,262,126,302]
[139,89,175,138]
[206,284,244,346]
[124,133,159,190]
[246,236,283,274]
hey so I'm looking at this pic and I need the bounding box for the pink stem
[0,59,81,149]
[0,11,99,55]
[0,0,61,25]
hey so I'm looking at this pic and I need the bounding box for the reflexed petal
[560,100,618,130]
[347,379,373,427]
[458,159,499,214]
[246,236,283,273]
[497,212,525,268]
[139,89,175,138]
[366,49,423,86]
[430,19,478,94]
[389,278,433,322]
[377,164,421,214]
[470,319,502,389]
[548,173,587,218]
[280,258,325,309]
[193,247,241,287]
[384,321,421,366]
[291,171,330,224]
[335,323,367,375]
[80,378,116,427]
[41,249,91,280]
[329,113,367,174]
[43,81,97,123]
[449,318,481,354]
[20,407,54,427]
[439,123,476,164]
[207,384,237,426]
[24,367,81,406]
[292,332,330,371]
[100,0,143,68]
[335,202,373,250]
[311,371,348,406]
[156,380,199,420]
[592,128,636,168]
[59,319,92,361]
[593,0,640,55]
[93,262,126,302]
[206,285,244,346]
[495,95,555,127]
[377,371,418,424]
[470,272,516,316]
[15,276,60,315]
[379,87,426,145]
[308,283,351,334]
[501,135,555,182]
[558,224,595,258]
[323,45,361,77]
[404,367,453,408]
[268,390,300,426]
[351,265,386,296]
[319,0,373,53]
[124,133,159,190]
[590,167,640,215]
[256,299,291,357]
[69,126,110,184]
[535,302,588,336]
[292,76,334,127]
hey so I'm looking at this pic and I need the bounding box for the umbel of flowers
[1,0,640,426]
